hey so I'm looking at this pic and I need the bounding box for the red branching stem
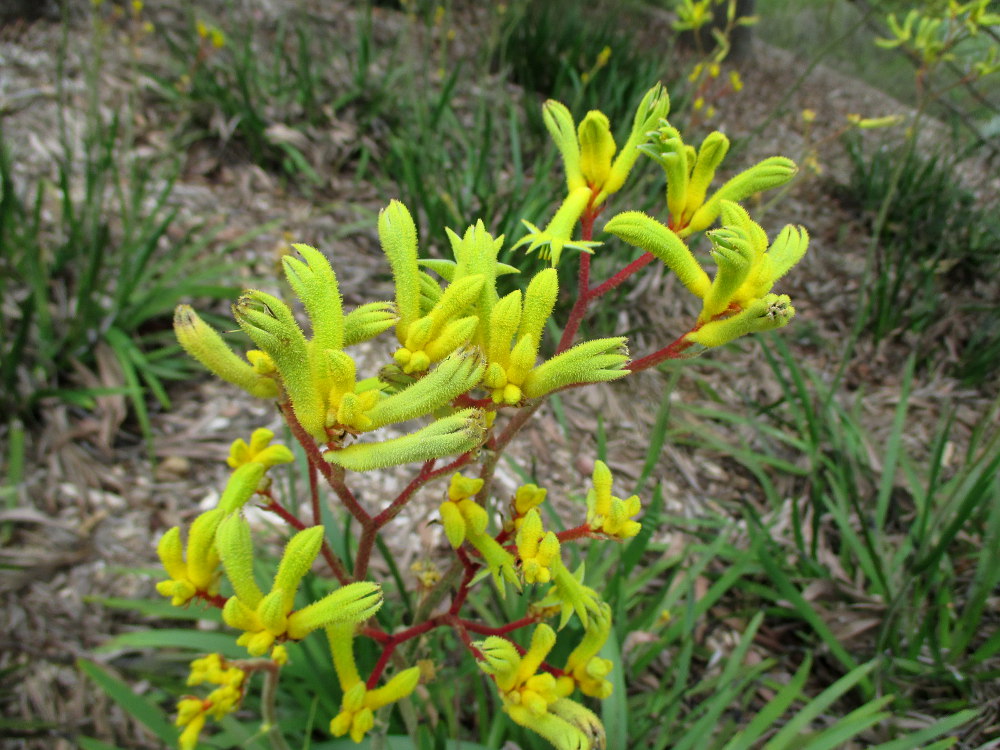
[452,618,481,657]
[449,547,479,614]
[197,592,228,609]
[558,246,656,352]
[454,393,496,409]
[326,462,371,526]
[365,615,448,686]
[557,257,592,353]
[588,252,656,298]
[361,626,391,645]
[308,461,321,527]
[474,400,543,506]
[279,402,372,526]
[374,452,473,529]
[556,524,595,543]
[354,452,476,581]
[261,498,352,585]
[263,498,304,529]
[353,528,375,581]
[626,330,697,372]
[366,641,399,689]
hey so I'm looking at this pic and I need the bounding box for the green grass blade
[762,661,878,750]
[78,659,177,743]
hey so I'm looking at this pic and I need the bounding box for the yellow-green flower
[516,509,561,585]
[585,461,641,539]
[326,623,422,744]
[175,654,247,750]
[217,519,383,656]
[227,428,294,469]
[437,474,519,595]
[155,509,224,607]
[557,603,614,699]
[477,625,606,750]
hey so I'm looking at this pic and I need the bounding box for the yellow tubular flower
[585,461,642,539]
[477,625,607,750]
[449,472,484,500]
[484,269,559,404]
[342,301,397,346]
[175,654,247,750]
[440,478,520,594]
[578,110,616,189]
[176,698,208,750]
[521,337,629,399]
[155,509,224,607]
[218,523,383,656]
[514,483,548,516]
[392,274,484,374]
[604,211,711,298]
[174,305,279,399]
[691,201,807,333]
[364,350,484,429]
[461,499,520,595]
[329,668,422,743]
[560,603,614,699]
[233,289,328,440]
[324,409,486,472]
[218,462,267,514]
[227,428,294,469]
[684,156,797,237]
[602,83,670,201]
[516,509,561,584]
[538,559,603,629]
[379,201,422,344]
[326,623,422,744]
[512,187,601,267]
[686,294,795,348]
[542,99,586,193]
[282,244,344,353]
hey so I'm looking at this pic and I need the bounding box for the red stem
[588,252,656,299]
[448,547,479,614]
[262,497,352,585]
[556,524,594,543]
[308,460,320,527]
[626,330,697,372]
[280,403,372,526]
[196,592,228,609]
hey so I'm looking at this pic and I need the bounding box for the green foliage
[496,0,669,135]
[840,133,1000,366]
[673,334,1000,734]
[0,112,244,440]
[374,73,559,254]
[150,8,400,183]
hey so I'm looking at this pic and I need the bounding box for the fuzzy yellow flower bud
[585,460,642,539]
[516,509,561,584]
[578,111,616,189]
[514,483,548,515]
[174,305,279,399]
[155,509,224,607]
[218,462,266,513]
[324,409,486,472]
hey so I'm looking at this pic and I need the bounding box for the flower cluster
[156,80,807,749]
[175,654,247,750]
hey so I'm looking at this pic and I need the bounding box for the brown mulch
[0,2,997,749]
